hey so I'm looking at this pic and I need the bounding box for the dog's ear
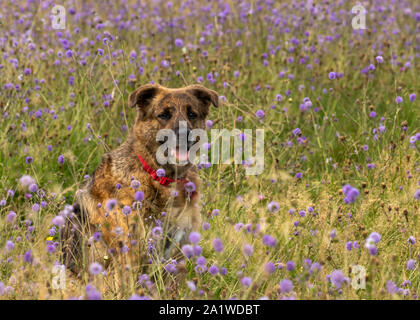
[185,85,219,112]
[128,84,162,114]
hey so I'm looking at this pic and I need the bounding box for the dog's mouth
[169,146,190,162]
[157,127,198,165]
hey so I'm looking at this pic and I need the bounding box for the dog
[61,83,219,276]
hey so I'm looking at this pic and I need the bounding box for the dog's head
[129,84,219,176]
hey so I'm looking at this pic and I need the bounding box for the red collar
[136,154,188,187]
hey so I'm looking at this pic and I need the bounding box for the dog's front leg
[163,204,201,260]
[164,227,187,259]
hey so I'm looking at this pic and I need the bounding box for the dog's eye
[187,109,198,120]
[158,111,171,120]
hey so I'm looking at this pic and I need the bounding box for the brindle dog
[61,84,218,276]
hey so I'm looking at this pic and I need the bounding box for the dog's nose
[174,126,192,148]
[174,126,191,138]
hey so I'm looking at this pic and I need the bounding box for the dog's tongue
[171,148,189,162]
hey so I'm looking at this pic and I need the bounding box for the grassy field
[0,0,420,300]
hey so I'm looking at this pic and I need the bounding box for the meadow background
[1,0,420,300]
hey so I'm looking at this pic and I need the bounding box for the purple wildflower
[174,38,184,47]
[189,232,201,244]
[134,190,144,201]
[185,181,196,193]
[23,250,33,263]
[213,238,224,252]
[182,244,194,258]
[330,270,346,289]
[267,201,280,212]
[243,244,253,257]
[7,211,16,223]
[407,259,416,271]
[209,265,219,275]
[52,215,65,227]
[130,180,140,189]
[86,284,102,300]
[5,240,14,252]
[265,262,276,274]
[106,199,118,211]
[279,279,293,293]
[89,262,103,275]
[122,206,131,215]
[156,168,165,178]
[286,261,295,271]
[256,109,265,119]
[241,277,252,287]
[262,235,277,247]
[187,281,196,292]
[151,227,162,238]
[58,155,65,165]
